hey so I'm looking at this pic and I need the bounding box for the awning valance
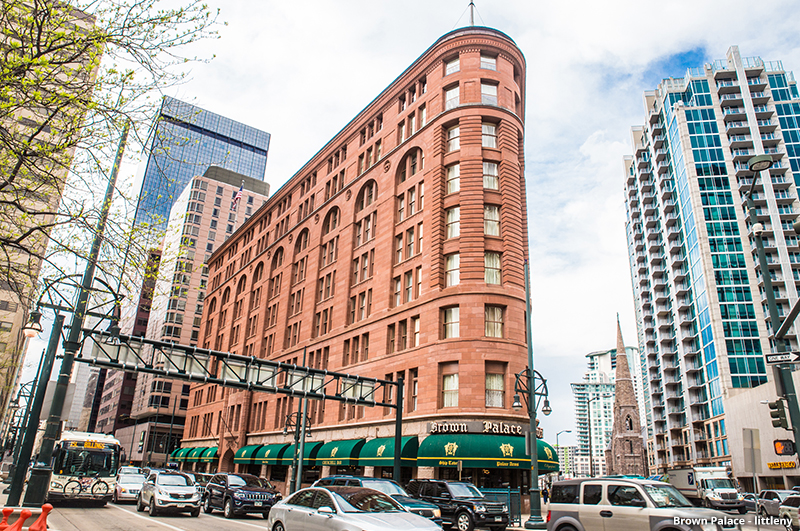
[233,445,263,464]
[276,441,323,467]
[170,447,192,461]
[417,434,559,473]
[199,447,218,463]
[184,447,208,463]
[316,439,365,467]
[254,444,291,465]
[358,436,418,467]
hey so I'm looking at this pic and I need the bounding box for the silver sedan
[267,486,441,531]
[114,474,146,503]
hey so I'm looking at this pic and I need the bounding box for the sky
[21,0,800,448]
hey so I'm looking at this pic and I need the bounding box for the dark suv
[202,473,281,518]
[313,475,443,526]
[406,479,508,531]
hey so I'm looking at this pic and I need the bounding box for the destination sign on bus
[68,441,106,449]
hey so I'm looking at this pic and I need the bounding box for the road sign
[765,352,800,364]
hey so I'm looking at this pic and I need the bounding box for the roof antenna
[469,1,475,26]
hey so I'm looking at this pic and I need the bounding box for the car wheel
[191,507,200,517]
[489,527,506,531]
[136,495,145,512]
[273,522,285,531]
[456,511,474,531]
[149,497,159,517]
[760,507,768,517]
[224,498,235,519]
[203,496,214,514]
[262,512,270,519]
[113,491,118,504]
[738,507,747,514]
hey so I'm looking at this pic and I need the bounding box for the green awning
[358,436,418,467]
[199,447,219,463]
[170,448,192,462]
[254,444,291,465]
[184,447,208,463]
[418,435,559,473]
[316,439,365,467]
[234,445,263,464]
[276,441,323,467]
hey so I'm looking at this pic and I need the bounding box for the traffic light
[774,439,796,456]
[769,400,790,430]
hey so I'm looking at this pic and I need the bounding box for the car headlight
[707,493,720,500]
[503,505,509,512]
[275,493,282,500]
[51,482,62,489]
[475,505,486,512]
[737,494,744,500]
[233,491,246,499]
[120,488,127,493]
[433,508,441,518]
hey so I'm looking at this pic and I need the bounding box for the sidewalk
[509,502,549,529]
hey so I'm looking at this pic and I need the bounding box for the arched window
[295,229,310,253]
[207,298,217,314]
[271,248,284,272]
[221,287,231,306]
[253,262,264,283]
[396,147,424,184]
[322,208,340,235]
[625,415,633,431]
[356,180,378,212]
[236,275,248,296]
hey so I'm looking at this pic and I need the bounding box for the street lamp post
[744,154,800,446]
[284,410,311,493]
[555,430,571,480]
[514,260,552,529]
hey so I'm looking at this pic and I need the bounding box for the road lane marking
[109,504,192,531]
[208,514,271,529]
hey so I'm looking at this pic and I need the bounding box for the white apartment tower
[625,46,800,475]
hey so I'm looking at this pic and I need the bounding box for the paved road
[48,502,271,531]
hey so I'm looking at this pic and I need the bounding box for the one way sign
[765,352,800,364]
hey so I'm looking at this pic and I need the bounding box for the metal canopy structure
[77,329,405,479]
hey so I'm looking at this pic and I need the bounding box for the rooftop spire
[469,1,475,26]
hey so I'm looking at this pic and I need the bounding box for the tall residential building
[625,45,800,475]
[133,96,270,230]
[571,344,641,477]
[177,26,555,497]
[110,167,269,465]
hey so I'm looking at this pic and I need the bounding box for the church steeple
[606,315,647,476]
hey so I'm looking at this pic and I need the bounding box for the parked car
[406,479,508,531]
[267,486,441,531]
[313,475,443,526]
[202,472,281,518]
[113,473,146,503]
[546,477,742,531]
[742,492,758,513]
[136,471,201,517]
[758,489,796,516]
[779,494,800,530]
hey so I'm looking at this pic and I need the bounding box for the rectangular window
[482,123,497,148]
[410,368,419,411]
[399,319,408,351]
[446,207,460,238]
[406,227,415,257]
[483,162,499,189]
[412,316,420,347]
[387,324,396,353]
[481,54,497,70]
[443,373,459,407]
[447,126,460,151]
[486,373,504,407]
[485,305,504,338]
[419,105,426,128]
[445,57,460,75]
[418,222,424,253]
[445,253,460,287]
[397,195,405,221]
[404,271,414,302]
[445,85,459,110]
[419,183,425,210]
[396,235,404,263]
[446,164,460,194]
[481,83,498,105]
[408,188,416,216]
[394,276,402,307]
[484,205,500,236]
[415,266,422,298]
[443,306,460,338]
[485,252,502,284]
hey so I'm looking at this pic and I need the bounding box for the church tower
[606,316,647,476]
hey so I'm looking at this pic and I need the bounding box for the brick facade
[182,26,532,493]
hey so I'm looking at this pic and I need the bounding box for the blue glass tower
[135,96,270,228]
[625,46,800,475]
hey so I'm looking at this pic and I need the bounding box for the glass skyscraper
[625,46,800,475]
[134,96,270,229]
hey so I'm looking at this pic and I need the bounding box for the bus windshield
[54,445,119,478]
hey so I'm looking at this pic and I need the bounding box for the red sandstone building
[176,26,555,497]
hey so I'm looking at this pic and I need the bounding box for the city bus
[48,431,121,504]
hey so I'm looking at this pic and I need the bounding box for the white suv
[547,477,742,531]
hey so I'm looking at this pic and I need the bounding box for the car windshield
[229,475,267,488]
[118,474,146,485]
[704,479,734,489]
[362,480,406,496]
[157,474,192,486]
[334,490,404,513]
[194,474,211,486]
[778,491,794,501]
[449,483,483,498]
[119,467,140,475]
[643,484,694,508]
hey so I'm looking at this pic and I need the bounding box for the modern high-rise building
[175,26,558,499]
[625,45,800,475]
[109,167,269,465]
[133,96,270,230]
[571,344,642,477]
